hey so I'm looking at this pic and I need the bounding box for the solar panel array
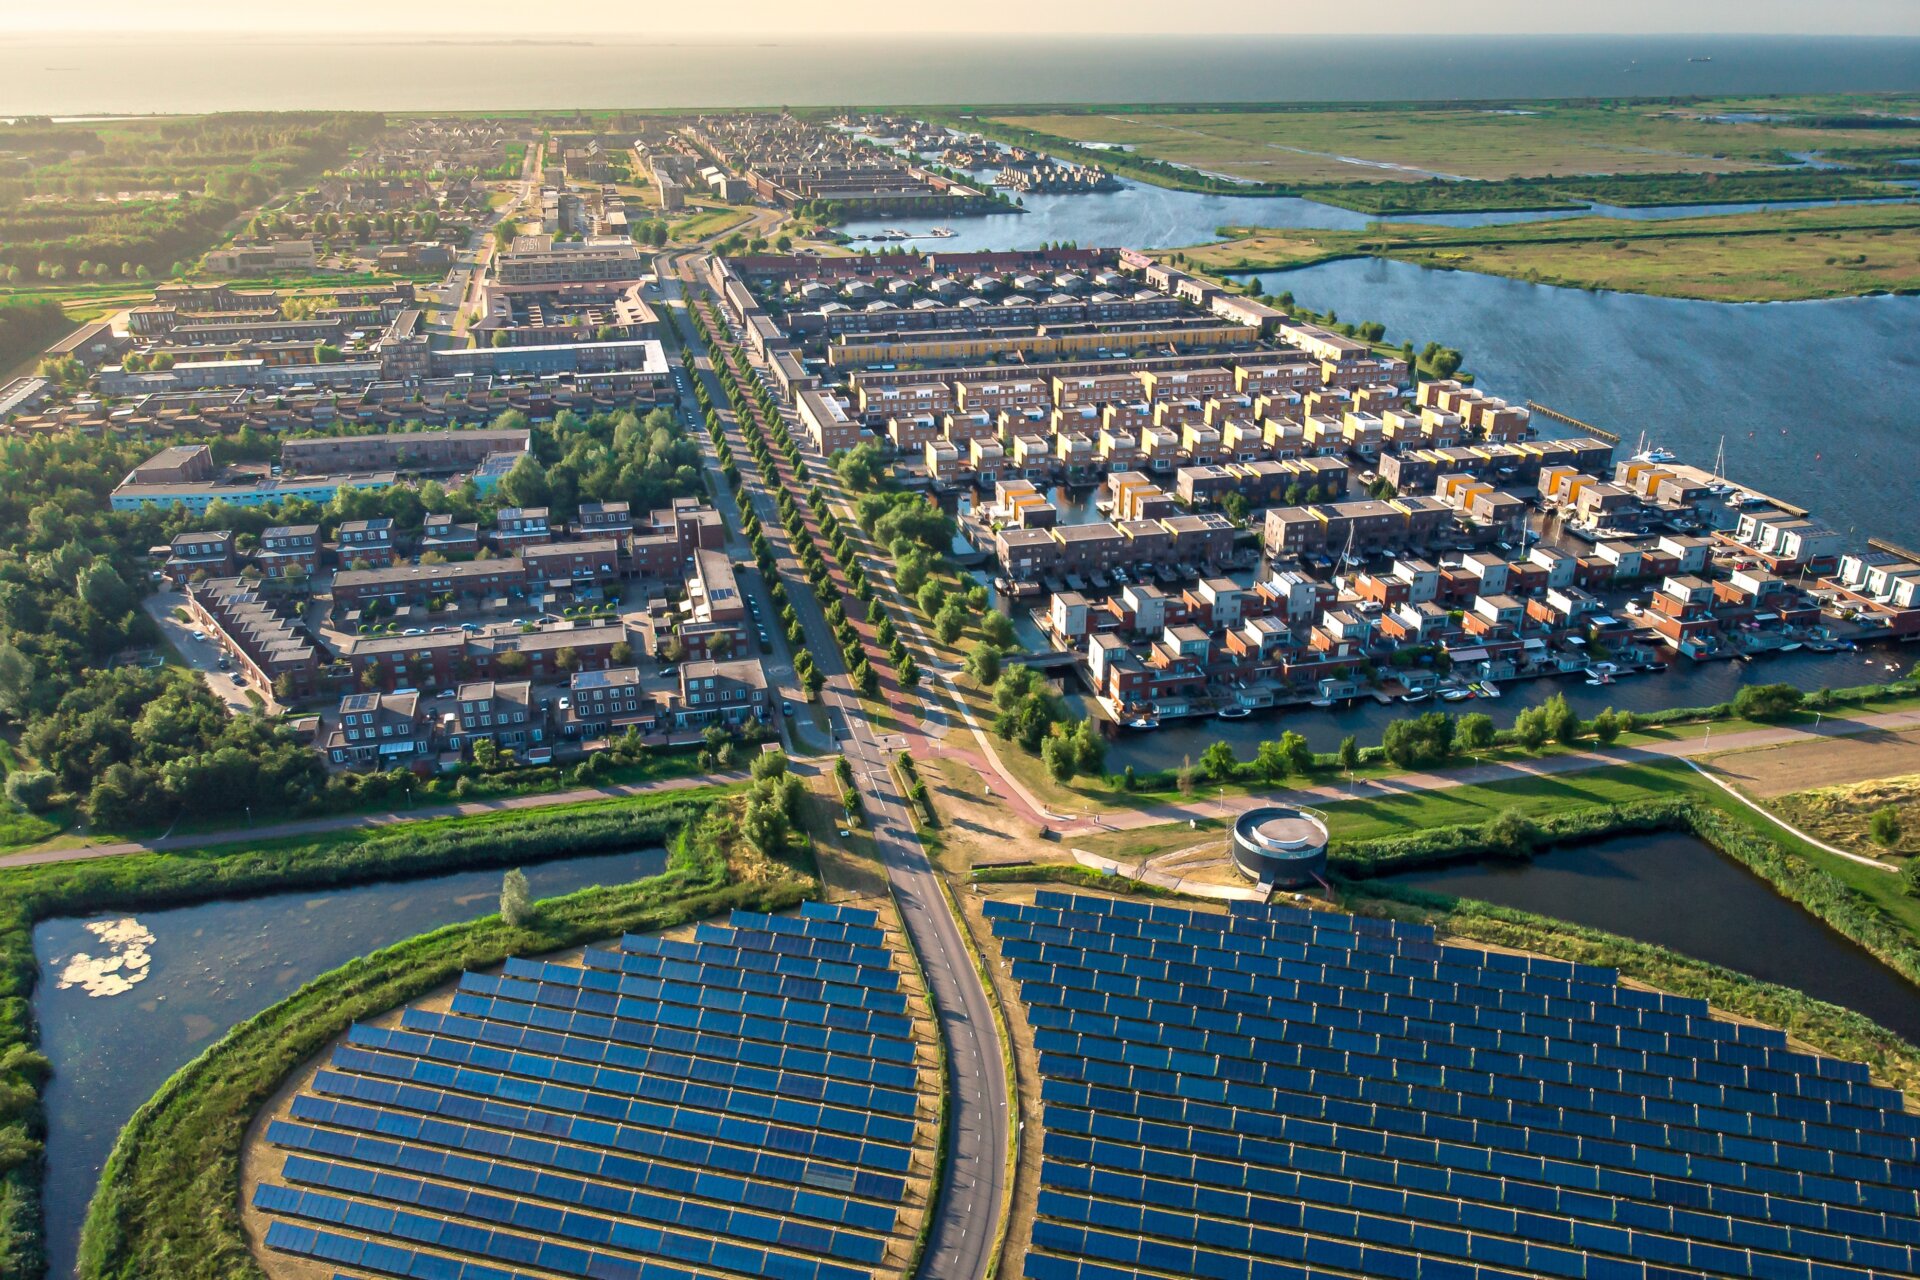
[255,902,931,1280]
[988,890,1920,1280]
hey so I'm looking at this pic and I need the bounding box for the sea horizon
[2,32,1918,115]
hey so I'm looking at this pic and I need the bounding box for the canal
[32,846,669,1278]
[1370,828,1920,1047]
[1092,646,1908,771]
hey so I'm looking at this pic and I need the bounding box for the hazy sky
[4,0,1919,37]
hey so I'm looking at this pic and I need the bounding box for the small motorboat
[1477,681,1502,698]
[1217,706,1251,720]
[1780,642,1803,652]
[1309,698,1335,707]
[1440,688,1473,702]
[1125,716,1160,730]
[1399,691,1431,704]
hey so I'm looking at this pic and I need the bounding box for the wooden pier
[1527,401,1619,444]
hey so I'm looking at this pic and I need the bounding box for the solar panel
[1002,892,1920,1280]
[256,902,930,1280]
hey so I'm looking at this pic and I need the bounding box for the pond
[31,846,669,1278]
[1369,829,1920,1047]
[1096,646,1906,771]
[1234,257,1920,541]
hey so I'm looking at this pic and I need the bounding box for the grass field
[988,101,1920,186]
[1181,203,1920,302]
[1771,774,1920,859]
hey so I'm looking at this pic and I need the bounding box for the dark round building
[1231,806,1330,888]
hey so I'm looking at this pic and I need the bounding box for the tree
[1512,704,1551,750]
[1279,731,1314,776]
[897,549,933,597]
[1338,734,1360,773]
[964,641,1003,686]
[833,442,884,491]
[1041,732,1077,783]
[1220,492,1250,526]
[751,746,789,781]
[4,770,57,813]
[1382,712,1455,769]
[1177,755,1196,799]
[1457,712,1496,754]
[1591,708,1622,745]
[933,601,966,645]
[499,453,552,509]
[500,868,533,926]
[979,611,1016,649]
[1732,682,1804,721]
[1871,806,1903,847]
[1543,692,1581,745]
[896,653,920,687]
[1200,741,1238,782]
[916,581,947,619]
[1254,740,1291,782]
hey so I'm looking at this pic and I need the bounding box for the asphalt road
[663,253,1010,1280]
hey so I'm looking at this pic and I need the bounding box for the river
[1372,829,1920,1046]
[31,846,668,1279]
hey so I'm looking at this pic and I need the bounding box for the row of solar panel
[487,964,914,1043]
[1029,1212,1890,1280]
[727,909,887,950]
[269,1221,553,1280]
[1026,1009,1914,1171]
[618,933,902,993]
[311,1065,915,1176]
[1004,896,1444,966]
[1031,889,1425,944]
[1010,958,1903,1120]
[259,1184,869,1280]
[274,1148,888,1267]
[1025,1250,1409,1280]
[998,896,1791,1052]
[537,947,910,1016]
[412,1003,920,1095]
[578,949,906,1011]
[1043,1093,1920,1248]
[693,924,894,974]
[459,973,918,1067]
[286,1091,906,1206]
[1005,941,1847,1094]
[1040,1057,1920,1220]
[1023,998,1897,1145]
[268,1115,896,1235]
[1038,1129,1917,1274]
[796,902,881,929]
[349,1016,921,1120]
[992,918,1861,1096]
[1021,990,1835,1115]
[1052,1059,1920,1197]
[994,924,1849,1092]
[328,1040,918,1150]
[450,983,918,1075]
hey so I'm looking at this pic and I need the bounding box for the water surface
[32,846,668,1278]
[1373,830,1920,1046]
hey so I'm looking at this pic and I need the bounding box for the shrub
[4,770,57,813]
[1871,806,1903,848]
[1733,682,1805,721]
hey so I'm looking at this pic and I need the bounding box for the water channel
[1090,646,1907,771]
[32,846,669,1278]
[1371,829,1920,1047]
[839,169,1919,252]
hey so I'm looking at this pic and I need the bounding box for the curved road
[660,249,1009,1280]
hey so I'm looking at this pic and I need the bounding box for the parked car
[191,630,208,642]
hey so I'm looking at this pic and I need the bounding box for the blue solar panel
[256,902,928,1280]
[998,892,1920,1280]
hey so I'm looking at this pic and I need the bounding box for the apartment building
[324,692,433,769]
[256,525,321,579]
